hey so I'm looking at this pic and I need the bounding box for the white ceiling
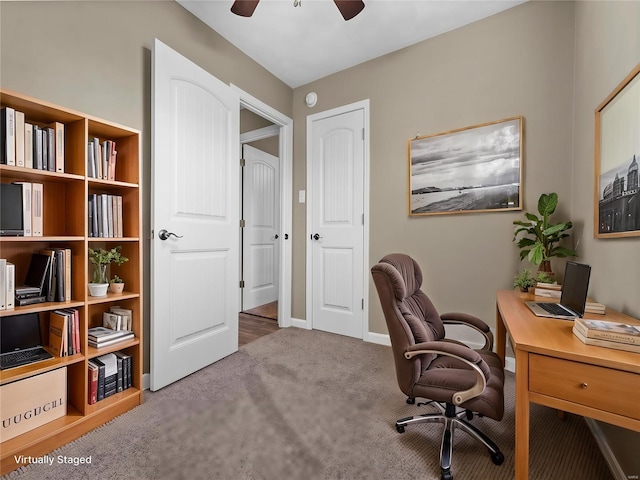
[177,0,526,88]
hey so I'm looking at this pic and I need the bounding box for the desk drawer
[529,354,640,420]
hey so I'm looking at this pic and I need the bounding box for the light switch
[298,190,306,203]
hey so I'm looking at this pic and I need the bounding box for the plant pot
[109,282,125,294]
[88,283,109,297]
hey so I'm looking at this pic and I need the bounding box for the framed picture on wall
[594,63,640,238]
[408,116,523,216]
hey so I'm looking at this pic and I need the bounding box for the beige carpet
[3,328,613,480]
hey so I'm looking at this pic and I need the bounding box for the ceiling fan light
[334,0,365,21]
[231,0,260,17]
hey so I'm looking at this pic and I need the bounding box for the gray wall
[0,0,293,372]
[572,1,640,475]
[292,1,577,332]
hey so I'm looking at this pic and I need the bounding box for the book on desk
[573,317,640,353]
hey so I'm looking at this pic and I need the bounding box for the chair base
[396,402,504,480]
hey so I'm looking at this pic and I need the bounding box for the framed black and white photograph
[595,62,640,238]
[408,116,523,216]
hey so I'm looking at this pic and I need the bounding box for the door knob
[158,229,183,241]
[273,234,279,240]
[312,233,323,240]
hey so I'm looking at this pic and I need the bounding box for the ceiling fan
[231,0,365,21]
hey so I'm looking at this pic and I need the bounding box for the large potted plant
[88,246,129,297]
[513,192,577,275]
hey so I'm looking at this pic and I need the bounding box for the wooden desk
[496,290,640,479]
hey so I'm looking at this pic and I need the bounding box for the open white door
[307,105,367,339]
[242,144,280,311]
[151,39,239,391]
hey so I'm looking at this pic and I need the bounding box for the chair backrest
[371,253,445,396]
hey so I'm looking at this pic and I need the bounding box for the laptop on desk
[0,312,53,370]
[525,261,591,320]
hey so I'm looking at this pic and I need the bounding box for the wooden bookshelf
[0,89,143,475]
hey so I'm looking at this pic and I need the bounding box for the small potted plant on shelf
[88,246,129,297]
[109,274,125,294]
[512,192,577,276]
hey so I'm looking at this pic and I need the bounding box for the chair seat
[413,350,504,420]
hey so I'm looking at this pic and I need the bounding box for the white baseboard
[290,317,309,329]
[366,332,391,346]
[143,373,150,391]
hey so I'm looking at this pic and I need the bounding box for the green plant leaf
[528,243,545,265]
[537,192,558,216]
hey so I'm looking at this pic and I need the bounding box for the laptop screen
[0,313,43,354]
[560,261,591,317]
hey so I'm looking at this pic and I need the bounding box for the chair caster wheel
[440,468,453,480]
[406,397,415,405]
[491,451,505,465]
[396,425,405,433]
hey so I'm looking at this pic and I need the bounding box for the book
[63,248,72,301]
[88,362,99,404]
[5,262,15,310]
[574,317,640,345]
[89,359,106,401]
[24,122,33,168]
[87,141,96,178]
[110,306,132,330]
[96,354,118,398]
[49,311,68,356]
[534,287,561,298]
[584,302,606,315]
[88,326,132,342]
[114,351,131,389]
[40,249,57,302]
[88,332,134,349]
[16,295,46,306]
[13,182,32,236]
[0,259,5,310]
[572,326,640,354]
[48,121,64,172]
[32,183,43,236]
[103,312,123,331]
[33,125,43,170]
[15,111,25,167]
[535,282,562,291]
[1,106,15,165]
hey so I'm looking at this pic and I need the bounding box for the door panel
[242,145,279,310]
[151,39,239,391]
[310,109,364,339]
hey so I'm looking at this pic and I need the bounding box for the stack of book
[1,106,64,172]
[573,318,640,354]
[103,306,132,331]
[88,351,133,404]
[534,282,562,298]
[88,326,134,349]
[48,308,81,356]
[584,302,606,315]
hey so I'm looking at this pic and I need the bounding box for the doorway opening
[232,85,293,332]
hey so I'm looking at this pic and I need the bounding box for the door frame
[305,99,370,340]
[231,84,293,328]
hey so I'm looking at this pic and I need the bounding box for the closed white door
[242,144,280,310]
[151,39,239,391]
[308,107,365,339]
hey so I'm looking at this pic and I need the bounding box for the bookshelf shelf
[0,89,142,475]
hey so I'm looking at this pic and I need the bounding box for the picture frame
[408,116,523,216]
[594,63,640,238]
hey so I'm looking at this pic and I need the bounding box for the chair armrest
[404,341,488,406]
[440,312,494,351]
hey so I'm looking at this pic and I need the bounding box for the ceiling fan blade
[334,0,365,21]
[230,0,260,17]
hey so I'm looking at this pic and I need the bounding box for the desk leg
[496,303,506,365]
[515,349,530,480]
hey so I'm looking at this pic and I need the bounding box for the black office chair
[371,253,505,480]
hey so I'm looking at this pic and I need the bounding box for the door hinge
[362,213,364,225]
[240,280,245,288]
[240,219,245,228]
[362,298,365,310]
[240,158,246,167]
[362,128,365,140]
